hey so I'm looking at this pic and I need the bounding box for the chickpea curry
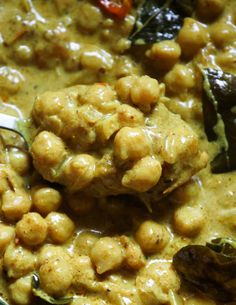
[0,0,236,305]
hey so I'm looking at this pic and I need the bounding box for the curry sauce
[0,1,236,305]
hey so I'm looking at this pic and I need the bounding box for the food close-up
[0,0,236,304]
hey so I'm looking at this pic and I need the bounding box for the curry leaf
[173,238,236,302]
[202,68,236,173]
[32,274,73,305]
[129,0,196,45]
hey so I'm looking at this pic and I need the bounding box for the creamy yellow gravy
[0,1,236,305]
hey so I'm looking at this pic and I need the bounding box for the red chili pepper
[99,0,132,19]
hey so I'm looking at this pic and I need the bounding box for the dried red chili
[99,0,132,19]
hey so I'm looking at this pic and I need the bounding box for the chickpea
[31,131,66,167]
[0,224,15,253]
[76,104,103,126]
[177,18,209,58]
[68,193,95,215]
[63,154,96,190]
[0,66,24,94]
[216,51,236,72]
[95,114,120,142]
[136,261,180,304]
[115,75,138,102]
[135,220,170,254]
[14,44,33,64]
[90,237,124,274]
[120,236,145,270]
[9,275,32,305]
[146,40,181,70]
[72,255,95,288]
[39,256,73,297]
[173,206,205,237]
[2,190,32,221]
[8,148,30,176]
[4,243,37,278]
[75,231,99,256]
[101,28,112,41]
[63,44,82,72]
[210,21,236,48]
[32,90,68,125]
[80,47,114,71]
[80,83,116,110]
[31,131,66,181]
[114,57,137,79]
[32,187,62,215]
[130,76,160,111]
[0,165,22,189]
[197,0,226,21]
[114,127,151,161]
[122,156,162,192]
[46,212,75,244]
[0,169,11,195]
[77,3,102,32]
[117,104,144,127]
[16,212,48,247]
[164,64,195,94]
[38,244,70,266]
[172,181,200,205]
[83,105,103,129]
[113,38,131,53]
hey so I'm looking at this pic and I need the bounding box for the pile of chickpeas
[31,75,206,199]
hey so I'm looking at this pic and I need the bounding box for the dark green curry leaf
[173,238,236,302]
[202,68,236,173]
[129,0,196,45]
[32,274,73,305]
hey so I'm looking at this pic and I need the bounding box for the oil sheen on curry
[0,0,236,305]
